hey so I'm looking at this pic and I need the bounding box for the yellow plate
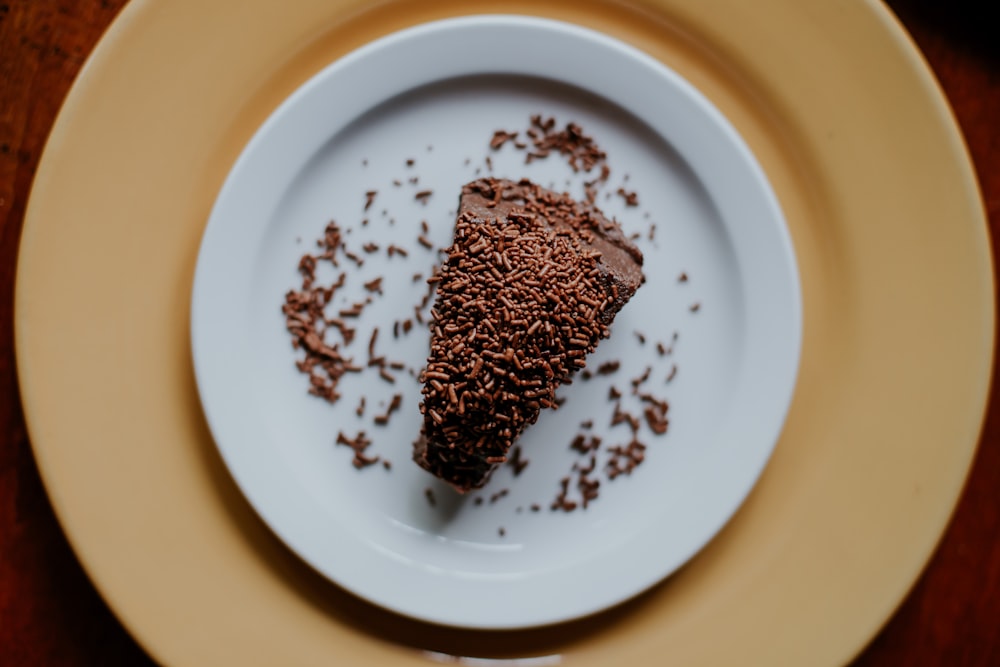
[16,0,993,665]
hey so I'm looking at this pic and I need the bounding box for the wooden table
[1,1,996,664]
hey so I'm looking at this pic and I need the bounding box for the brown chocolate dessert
[414,178,644,492]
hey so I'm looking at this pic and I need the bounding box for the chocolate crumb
[513,115,610,180]
[575,454,597,475]
[383,460,392,470]
[570,434,602,454]
[530,504,541,512]
[338,303,365,318]
[644,406,669,434]
[414,190,433,203]
[577,469,600,508]
[595,360,620,375]
[490,489,510,504]
[373,393,403,425]
[640,393,670,435]
[666,364,678,383]
[356,396,366,417]
[490,130,518,150]
[635,331,646,344]
[605,439,647,479]
[498,527,506,537]
[630,365,652,394]
[616,187,639,207]
[283,226,360,405]
[406,158,415,166]
[364,190,377,211]
[551,477,578,512]
[424,487,437,507]
[336,430,380,469]
[678,272,688,283]
[508,446,529,476]
[690,302,701,313]
[363,277,383,294]
[611,402,640,433]
[474,497,484,506]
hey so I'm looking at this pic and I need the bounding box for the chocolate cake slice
[414,178,644,492]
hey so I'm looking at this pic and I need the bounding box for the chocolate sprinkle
[551,477,578,512]
[605,439,646,479]
[595,360,620,375]
[570,434,602,454]
[508,446,529,476]
[616,187,639,207]
[373,393,403,426]
[283,222,358,404]
[336,430,380,469]
[490,130,519,150]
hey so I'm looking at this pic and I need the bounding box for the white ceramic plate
[190,15,801,629]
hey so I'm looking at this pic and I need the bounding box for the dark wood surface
[1,1,996,664]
